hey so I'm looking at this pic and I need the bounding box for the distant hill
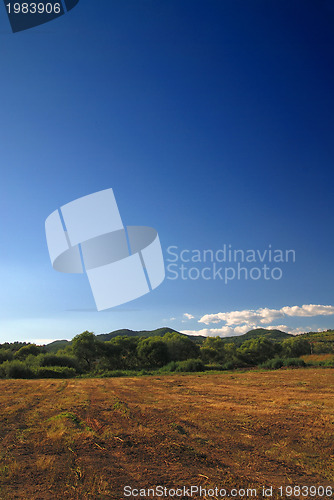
[44,327,182,352]
[44,340,72,353]
[96,327,182,342]
[44,326,296,352]
[224,328,293,344]
[43,327,334,353]
[302,329,334,341]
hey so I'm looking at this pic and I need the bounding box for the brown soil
[0,369,333,499]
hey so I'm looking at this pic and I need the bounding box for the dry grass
[0,369,333,499]
[302,354,334,363]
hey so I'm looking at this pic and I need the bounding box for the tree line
[0,330,328,379]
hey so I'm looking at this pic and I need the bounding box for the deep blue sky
[1,0,333,342]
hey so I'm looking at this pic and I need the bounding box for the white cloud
[289,327,307,336]
[264,325,288,331]
[281,304,334,317]
[199,304,334,326]
[182,324,267,337]
[183,313,195,320]
[181,324,313,338]
[181,323,287,337]
[181,326,245,337]
[28,338,65,345]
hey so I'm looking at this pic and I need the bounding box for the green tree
[200,346,219,364]
[236,337,277,366]
[200,337,229,364]
[14,344,42,360]
[281,337,311,358]
[137,337,169,368]
[162,332,200,361]
[0,349,13,363]
[106,336,140,369]
[71,331,101,371]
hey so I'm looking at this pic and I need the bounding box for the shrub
[281,338,311,358]
[14,344,42,360]
[34,366,76,378]
[221,361,237,371]
[236,337,278,366]
[137,369,153,376]
[0,349,13,363]
[204,363,225,371]
[163,332,200,361]
[97,370,137,378]
[2,360,35,379]
[260,358,284,370]
[283,358,306,367]
[0,364,6,378]
[39,354,80,371]
[174,359,205,372]
[137,337,169,368]
[159,361,178,373]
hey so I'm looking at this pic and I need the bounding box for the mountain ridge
[44,326,295,352]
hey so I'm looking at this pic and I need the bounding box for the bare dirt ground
[0,369,333,499]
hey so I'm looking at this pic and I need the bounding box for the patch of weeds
[16,428,31,444]
[50,412,82,427]
[0,460,19,482]
[171,423,188,435]
[195,436,209,445]
[112,398,131,417]
[0,465,9,478]
[55,380,68,393]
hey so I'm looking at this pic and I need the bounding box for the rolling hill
[44,326,293,352]
[223,328,293,344]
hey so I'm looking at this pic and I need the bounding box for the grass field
[0,369,333,499]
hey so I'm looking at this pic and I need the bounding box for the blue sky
[0,0,333,343]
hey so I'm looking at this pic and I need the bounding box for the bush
[281,338,311,358]
[34,366,76,378]
[159,361,178,373]
[174,359,205,372]
[137,337,169,368]
[137,369,153,376]
[39,354,80,371]
[260,358,284,370]
[221,361,237,371]
[14,344,42,360]
[97,370,137,378]
[204,363,225,371]
[0,349,13,363]
[163,332,200,361]
[1,360,35,379]
[236,337,278,366]
[283,358,306,367]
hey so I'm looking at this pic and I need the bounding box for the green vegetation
[0,328,333,379]
[224,327,293,344]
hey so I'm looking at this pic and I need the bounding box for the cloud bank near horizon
[181,304,334,337]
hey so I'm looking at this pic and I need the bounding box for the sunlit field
[0,369,333,499]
